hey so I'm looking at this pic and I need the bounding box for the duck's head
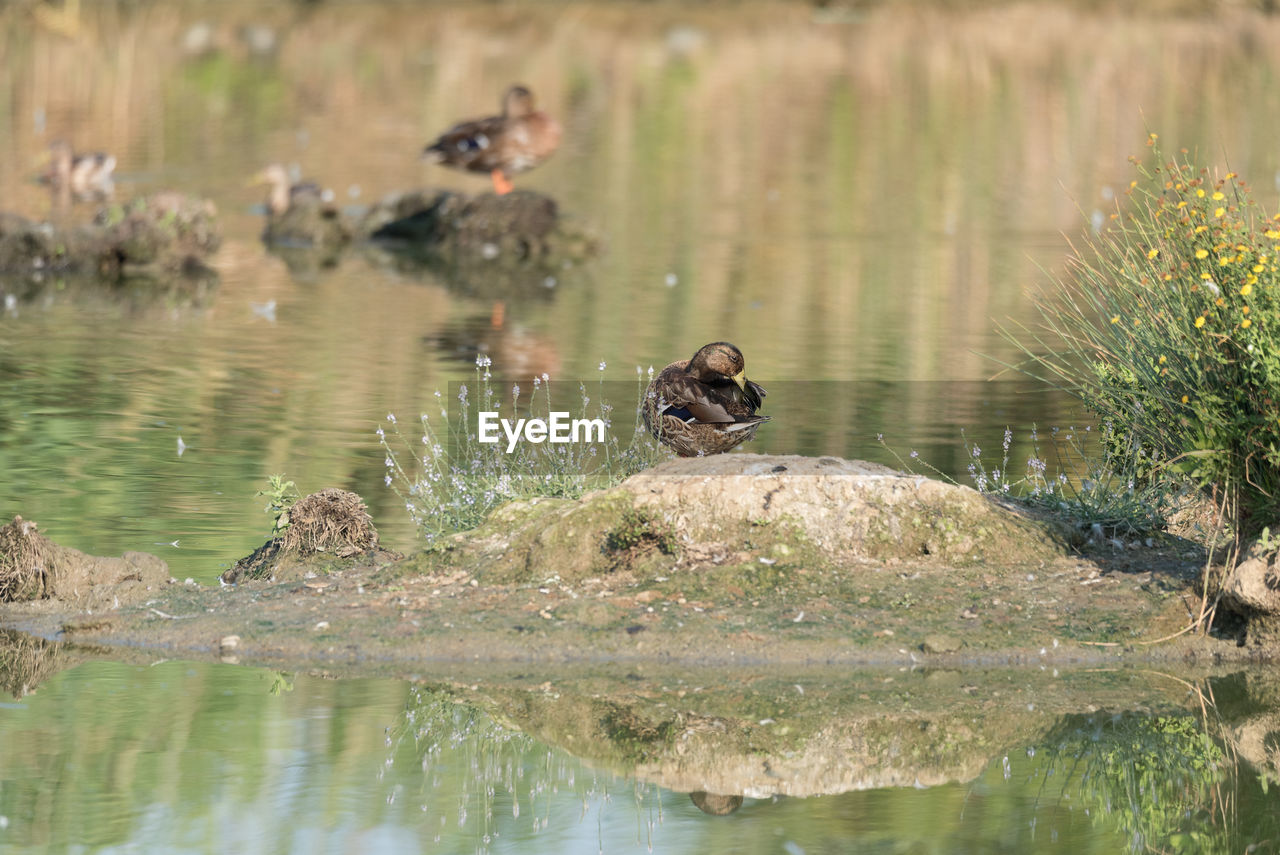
[248,164,293,214]
[502,85,536,118]
[688,341,765,409]
[688,341,749,384]
[248,164,290,189]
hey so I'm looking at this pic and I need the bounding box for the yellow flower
[1212,191,1225,201]
[1242,318,1253,329]
[1147,248,1159,260]
[1226,172,1237,180]
[1215,207,1226,218]
[1110,315,1121,324]
[1243,305,1251,314]
[1177,200,1187,209]
[1195,225,1209,234]
[1219,256,1233,266]
[1266,229,1280,240]
[1197,189,1206,198]
[1253,263,1265,273]
[1216,297,1226,307]
[1242,283,1254,296]
[1181,395,1190,404]
[1195,316,1206,328]
[1158,355,1167,364]
[1195,249,1209,259]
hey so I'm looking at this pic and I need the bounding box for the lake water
[5,1,1280,851]
[2,646,1279,854]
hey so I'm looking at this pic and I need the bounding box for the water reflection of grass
[1026,703,1239,852]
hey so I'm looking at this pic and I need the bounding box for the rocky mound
[439,454,1072,585]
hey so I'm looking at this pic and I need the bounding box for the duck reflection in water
[41,140,115,202]
[427,313,562,383]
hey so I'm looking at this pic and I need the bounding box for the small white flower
[384,474,392,487]
[598,361,607,371]
[387,413,397,424]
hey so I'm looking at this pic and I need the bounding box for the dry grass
[0,516,51,602]
[279,489,378,557]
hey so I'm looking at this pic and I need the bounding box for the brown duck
[421,85,561,195]
[249,164,331,216]
[643,342,769,457]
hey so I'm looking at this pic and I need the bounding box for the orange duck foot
[490,169,514,195]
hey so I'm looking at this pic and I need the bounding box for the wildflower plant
[1006,136,1280,542]
[882,423,1176,540]
[378,358,665,545]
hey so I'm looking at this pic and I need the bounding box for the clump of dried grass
[0,516,52,602]
[279,489,378,557]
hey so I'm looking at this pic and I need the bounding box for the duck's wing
[423,115,509,171]
[655,374,741,424]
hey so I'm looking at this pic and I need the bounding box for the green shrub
[1007,136,1280,542]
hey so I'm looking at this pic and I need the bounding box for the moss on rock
[424,455,1071,586]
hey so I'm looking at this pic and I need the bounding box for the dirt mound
[0,515,170,609]
[281,488,378,555]
[0,194,220,280]
[359,188,597,300]
[222,489,392,584]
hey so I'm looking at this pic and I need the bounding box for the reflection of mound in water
[1,269,218,316]
[689,791,744,815]
[223,489,397,583]
[360,188,597,301]
[0,630,70,699]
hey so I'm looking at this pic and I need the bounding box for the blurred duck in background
[422,85,561,195]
